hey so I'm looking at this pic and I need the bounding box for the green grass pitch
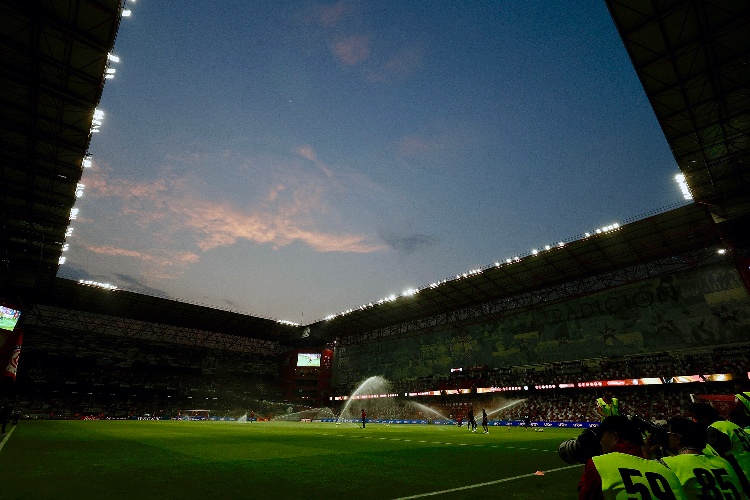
[0,421,585,499]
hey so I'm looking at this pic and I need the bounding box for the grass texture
[0,420,584,499]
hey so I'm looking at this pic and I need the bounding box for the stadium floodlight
[78,280,118,291]
[75,183,85,197]
[558,241,564,247]
[506,258,512,263]
[82,157,92,168]
[531,249,538,255]
[718,248,726,255]
[62,244,69,252]
[675,173,693,200]
[58,256,66,265]
[584,232,591,237]
[107,53,120,63]
[544,245,551,251]
[69,208,79,220]
[401,288,417,297]
[65,227,74,237]
[105,68,116,74]
[122,9,132,17]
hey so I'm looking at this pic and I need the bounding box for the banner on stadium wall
[0,328,22,380]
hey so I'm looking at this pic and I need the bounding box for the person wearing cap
[596,392,620,419]
[654,417,744,500]
[689,402,750,497]
[578,415,686,500]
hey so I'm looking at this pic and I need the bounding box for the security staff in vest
[578,415,686,500]
[596,392,620,420]
[734,392,750,428]
[655,417,744,500]
[690,402,750,497]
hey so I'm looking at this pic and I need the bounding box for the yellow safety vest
[736,393,750,415]
[593,452,687,499]
[597,397,620,417]
[661,453,743,500]
[705,421,750,457]
[702,421,750,498]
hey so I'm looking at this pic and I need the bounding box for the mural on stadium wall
[334,262,750,385]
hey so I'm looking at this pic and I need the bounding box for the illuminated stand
[325,371,745,427]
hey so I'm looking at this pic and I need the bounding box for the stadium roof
[35,276,300,341]
[606,0,750,236]
[1,0,748,345]
[309,202,725,340]
[1,0,122,305]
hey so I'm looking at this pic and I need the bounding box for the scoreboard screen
[297,353,321,367]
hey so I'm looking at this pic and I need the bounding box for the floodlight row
[61,3,136,268]
[321,221,622,322]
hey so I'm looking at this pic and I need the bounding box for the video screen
[0,305,21,331]
[297,353,321,367]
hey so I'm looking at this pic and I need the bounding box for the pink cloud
[319,2,347,27]
[365,46,425,83]
[398,135,433,157]
[396,121,472,159]
[85,244,199,269]
[295,145,333,177]
[266,184,286,203]
[332,36,370,65]
[83,163,384,258]
[296,145,317,162]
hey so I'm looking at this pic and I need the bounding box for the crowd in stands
[8,324,749,423]
[12,326,283,419]
[333,347,749,400]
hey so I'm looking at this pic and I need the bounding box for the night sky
[60,0,686,324]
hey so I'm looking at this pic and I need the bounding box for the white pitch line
[392,464,582,499]
[0,427,16,455]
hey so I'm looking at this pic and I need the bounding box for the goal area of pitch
[180,409,211,420]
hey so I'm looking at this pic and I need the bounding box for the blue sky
[61,0,685,324]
